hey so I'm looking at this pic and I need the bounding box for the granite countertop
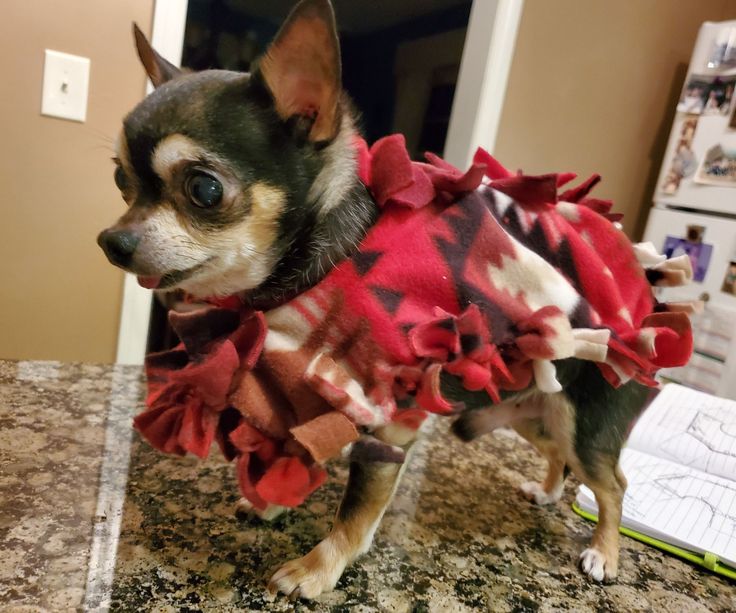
[1,359,734,612]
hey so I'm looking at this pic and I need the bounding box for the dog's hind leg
[452,391,568,505]
[512,389,626,579]
[562,359,649,582]
[575,454,626,582]
[451,393,544,442]
[512,391,574,506]
[268,422,417,600]
[515,422,568,505]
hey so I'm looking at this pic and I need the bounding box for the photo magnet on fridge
[661,116,700,195]
[708,27,736,70]
[677,75,736,116]
[722,261,736,296]
[694,144,736,187]
[663,235,713,282]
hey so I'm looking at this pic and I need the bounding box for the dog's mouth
[137,258,213,290]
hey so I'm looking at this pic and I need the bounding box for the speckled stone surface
[1,359,734,612]
[0,359,142,612]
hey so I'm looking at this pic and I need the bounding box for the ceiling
[223,0,471,33]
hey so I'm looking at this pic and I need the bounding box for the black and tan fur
[98,0,651,600]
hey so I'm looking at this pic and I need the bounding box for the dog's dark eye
[186,174,223,208]
[114,166,128,191]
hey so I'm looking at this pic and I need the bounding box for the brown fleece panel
[290,411,359,464]
[229,368,294,439]
[260,350,329,424]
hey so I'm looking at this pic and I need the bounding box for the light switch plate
[41,49,90,122]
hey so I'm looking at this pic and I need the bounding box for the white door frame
[115,0,188,364]
[114,0,524,364]
[444,0,525,168]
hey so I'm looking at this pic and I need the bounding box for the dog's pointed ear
[133,23,182,88]
[255,0,342,142]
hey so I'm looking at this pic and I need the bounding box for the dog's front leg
[268,423,416,600]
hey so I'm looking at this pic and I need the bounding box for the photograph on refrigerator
[677,74,736,115]
[704,76,736,115]
[722,261,736,296]
[694,144,736,186]
[708,26,736,70]
[660,116,699,194]
[663,233,713,282]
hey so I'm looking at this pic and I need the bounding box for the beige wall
[495,0,736,239]
[0,1,154,362]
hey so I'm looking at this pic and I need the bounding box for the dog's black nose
[97,229,140,266]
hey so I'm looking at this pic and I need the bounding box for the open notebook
[573,383,736,579]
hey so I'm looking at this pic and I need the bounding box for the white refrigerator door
[656,116,736,215]
[643,207,736,399]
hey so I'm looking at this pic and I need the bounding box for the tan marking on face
[151,134,208,182]
[244,183,287,254]
[187,182,285,256]
[175,182,286,297]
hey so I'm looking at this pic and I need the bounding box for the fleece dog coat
[136,135,695,510]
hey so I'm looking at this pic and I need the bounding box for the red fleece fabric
[133,134,694,510]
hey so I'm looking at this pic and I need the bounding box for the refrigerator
[643,19,736,399]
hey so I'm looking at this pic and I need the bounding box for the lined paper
[578,449,736,567]
[627,383,736,482]
[577,383,736,567]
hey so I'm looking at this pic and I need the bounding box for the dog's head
[98,0,360,299]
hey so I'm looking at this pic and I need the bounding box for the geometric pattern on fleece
[134,134,695,510]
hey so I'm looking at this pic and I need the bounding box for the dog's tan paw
[579,547,617,582]
[235,497,287,521]
[519,481,562,505]
[268,541,347,600]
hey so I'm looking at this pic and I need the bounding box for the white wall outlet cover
[41,50,91,122]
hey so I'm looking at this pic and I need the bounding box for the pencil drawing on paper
[624,463,736,536]
[657,409,736,473]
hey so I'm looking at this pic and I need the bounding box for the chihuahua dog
[98,0,650,599]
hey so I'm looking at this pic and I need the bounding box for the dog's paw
[268,541,347,600]
[235,497,287,521]
[519,481,562,505]
[578,547,617,582]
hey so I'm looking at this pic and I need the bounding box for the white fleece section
[555,201,580,222]
[489,248,580,315]
[633,241,667,268]
[653,254,693,285]
[534,359,562,393]
[572,328,610,362]
[617,307,633,326]
[264,305,311,353]
[489,187,515,217]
